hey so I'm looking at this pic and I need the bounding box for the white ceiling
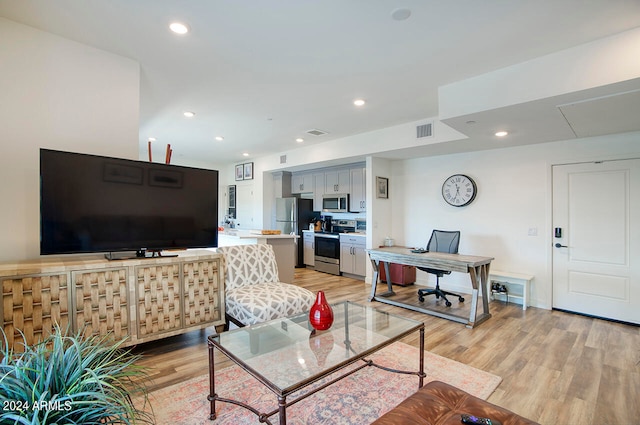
[1,0,640,165]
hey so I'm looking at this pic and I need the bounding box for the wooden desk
[367,247,494,328]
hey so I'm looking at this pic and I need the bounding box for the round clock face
[442,174,477,207]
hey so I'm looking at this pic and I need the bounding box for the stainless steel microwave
[322,193,350,212]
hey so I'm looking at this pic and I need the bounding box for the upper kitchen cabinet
[288,163,365,212]
[291,172,313,194]
[350,167,366,212]
[325,169,350,193]
[313,172,325,211]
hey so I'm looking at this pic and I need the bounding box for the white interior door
[235,184,254,229]
[552,159,640,324]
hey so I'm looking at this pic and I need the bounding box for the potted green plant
[0,326,153,424]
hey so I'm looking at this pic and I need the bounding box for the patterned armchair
[216,244,315,327]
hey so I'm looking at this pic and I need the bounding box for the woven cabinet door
[72,268,129,342]
[1,273,70,350]
[135,264,182,337]
[182,258,223,327]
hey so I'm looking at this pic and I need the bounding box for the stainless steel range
[314,220,356,275]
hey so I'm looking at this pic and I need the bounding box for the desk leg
[479,264,491,315]
[369,258,379,301]
[369,259,395,300]
[379,261,396,297]
[467,265,492,328]
[468,287,479,325]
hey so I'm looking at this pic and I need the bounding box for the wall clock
[442,174,477,207]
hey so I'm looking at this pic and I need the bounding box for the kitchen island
[216,229,299,283]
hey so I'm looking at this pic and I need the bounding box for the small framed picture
[376,176,389,199]
[235,164,244,181]
[243,162,254,180]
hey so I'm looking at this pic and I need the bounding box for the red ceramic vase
[309,291,334,330]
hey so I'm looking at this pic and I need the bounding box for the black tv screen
[40,149,219,255]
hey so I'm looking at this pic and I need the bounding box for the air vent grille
[306,128,329,136]
[416,123,433,138]
[280,155,287,164]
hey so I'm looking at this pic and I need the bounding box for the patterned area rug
[143,342,501,424]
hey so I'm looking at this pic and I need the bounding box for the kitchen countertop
[219,229,299,239]
[305,230,366,236]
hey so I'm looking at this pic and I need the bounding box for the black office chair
[417,230,465,307]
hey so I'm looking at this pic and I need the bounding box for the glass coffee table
[207,301,425,425]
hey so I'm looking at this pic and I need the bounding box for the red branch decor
[165,144,172,164]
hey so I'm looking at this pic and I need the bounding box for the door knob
[555,243,568,248]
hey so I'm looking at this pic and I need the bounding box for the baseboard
[341,272,365,281]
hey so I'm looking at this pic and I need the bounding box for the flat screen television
[40,148,219,258]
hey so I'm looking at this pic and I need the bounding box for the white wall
[391,131,640,309]
[0,18,140,261]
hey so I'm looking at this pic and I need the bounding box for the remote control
[460,414,496,425]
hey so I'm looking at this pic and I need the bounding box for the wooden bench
[488,270,533,311]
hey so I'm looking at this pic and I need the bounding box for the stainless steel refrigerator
[275,197,315,267]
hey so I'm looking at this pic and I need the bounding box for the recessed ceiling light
[215,136,224,141]
[169,22,189,35]
[296,138,304,143]
[242,152,249,157]
[353,99,366,106]
[147,137,156,142]
[391,8,411,21]
[183,111,195,118]
[495,131,509,137]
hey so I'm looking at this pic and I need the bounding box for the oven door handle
[315,234,339,239]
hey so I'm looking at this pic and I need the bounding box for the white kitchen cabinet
[291,172,313,194]
[325,169,350,193]
[303,231,315,267]
[350,167,366,212]
[313,173,325,211]
[339,234,366,276]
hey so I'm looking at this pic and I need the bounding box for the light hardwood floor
[133,268,640,425]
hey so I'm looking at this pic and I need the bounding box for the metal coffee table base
[208,327,425,425]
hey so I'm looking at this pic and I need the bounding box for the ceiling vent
[416,123,433,138]
[306,128,329,136]
[280,154,287,164]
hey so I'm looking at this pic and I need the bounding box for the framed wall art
[243,162,254,180]
[376,176,389,199]
[235,164,244,181]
